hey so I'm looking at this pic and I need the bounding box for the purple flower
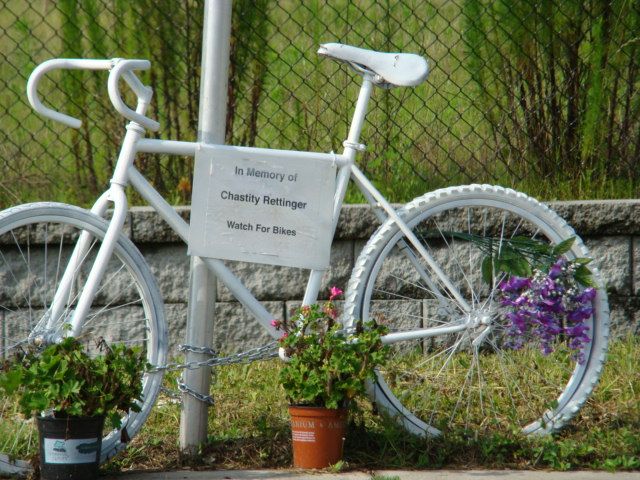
[500,276,531,293]
[548,257,566,279]
[567,307,593,322]
[576,287,596,303]
[497,255,594,365]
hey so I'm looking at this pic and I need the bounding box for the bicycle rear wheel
[345,185,609,437]
[0,203,166,474]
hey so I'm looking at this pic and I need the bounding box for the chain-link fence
[1,0,638,207]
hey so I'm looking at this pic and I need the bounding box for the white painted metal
[202,256,279,337]
[344,76,374,154]
[350,164,471,312]
[128,168,279,338]
[112,122,147,186]
[44,191,111,331]
[128,166,190,242]
[44,117,143,335]
[107,59,160,131]
[63,109,148,335]
[382,323,467,344]
[137,138,350,166]
[301,77,374,306]
[180,0,232,453]
[69,184,129,335]
[137,138,198,156]
[26,58,113,128]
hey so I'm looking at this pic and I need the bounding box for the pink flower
[270,319,282,330]
[329,286,343,300]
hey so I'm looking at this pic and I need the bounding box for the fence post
[179,0,232,453]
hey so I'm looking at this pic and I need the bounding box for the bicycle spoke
[352,186,605,437]
[433,218,478,308]
[0,184,165,474]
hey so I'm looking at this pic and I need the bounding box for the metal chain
[150,341,279,405]
[177,381,216,406]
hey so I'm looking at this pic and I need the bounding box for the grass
[103,336,640,474]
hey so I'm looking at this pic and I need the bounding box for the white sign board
[188,144,337,270]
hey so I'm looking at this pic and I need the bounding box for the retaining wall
[126,201,640,353]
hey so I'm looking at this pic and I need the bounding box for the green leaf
[0,369,23,393]
[573,257,593,265]
[25,394,49,413]
[497,245,519,260]
[552,237,576,256]
[109,412,122,429]
[511,256,532,277]
[574,264,595,287]
[482,256,494,284]
[512,236,552,255]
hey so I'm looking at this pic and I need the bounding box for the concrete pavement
[104,469,640,479]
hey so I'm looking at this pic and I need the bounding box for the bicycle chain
[150,341,279,406]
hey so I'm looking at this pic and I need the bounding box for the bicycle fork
[41,123,146,341]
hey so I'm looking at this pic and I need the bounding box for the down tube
[127,166,279,339]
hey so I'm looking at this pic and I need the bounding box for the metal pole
[180,0,232,453]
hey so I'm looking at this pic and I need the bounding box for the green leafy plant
[444,232,594,287]
[275,287,388,409]
[0,337,148,429]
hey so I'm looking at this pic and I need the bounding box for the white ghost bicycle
[0,42,608,475]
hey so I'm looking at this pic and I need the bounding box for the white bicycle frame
[27,57,471,347]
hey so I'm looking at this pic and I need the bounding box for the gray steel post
[180,0,232,452]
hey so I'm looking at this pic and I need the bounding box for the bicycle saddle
[317,42,429,87]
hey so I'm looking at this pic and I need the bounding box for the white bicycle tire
[344,185,609,437]
[0,202,167,474]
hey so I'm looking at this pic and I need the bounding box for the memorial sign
[189,144,337,270]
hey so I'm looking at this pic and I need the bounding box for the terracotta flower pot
[288,405,347,469]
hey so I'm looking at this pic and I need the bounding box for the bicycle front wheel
[345,185,609,437]
[0,203,167,475]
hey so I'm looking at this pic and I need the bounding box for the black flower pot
[36,415,104,480]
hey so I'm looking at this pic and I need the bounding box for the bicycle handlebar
[107,59,160,131]
[27,58,160,132]
[27,59,112,128]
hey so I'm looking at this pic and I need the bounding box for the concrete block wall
[126,201,640,354]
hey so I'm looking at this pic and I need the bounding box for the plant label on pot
[43,437,99,464]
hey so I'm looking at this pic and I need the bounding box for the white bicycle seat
[317,42,429,87]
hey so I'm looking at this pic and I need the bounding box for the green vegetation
[0,338,148,459]
[462,0,640,200]
[277,296,388,409]
[0,337,147,426]
[105,336,640,473]
[1,0,638,208]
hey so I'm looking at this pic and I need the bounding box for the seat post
[342,73,374,160]
[298,73,375,308]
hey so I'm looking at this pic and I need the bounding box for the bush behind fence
[0,0,638,207]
